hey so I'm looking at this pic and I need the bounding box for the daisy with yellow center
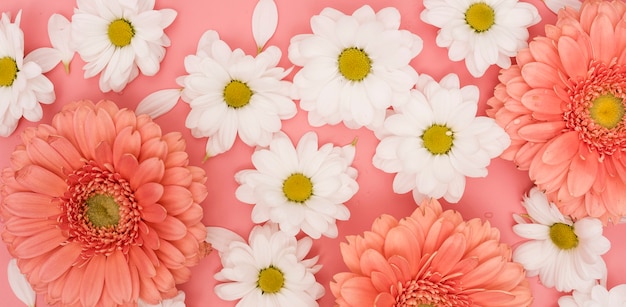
[421,0,540,77]
[288,5,423,129]
[206,223,324,306]
[70,0,177,92]
[235,131,358,239]
[373,73,510,203]
[179,30,296,157]
[0,11,55,137]
[513,188,610,292]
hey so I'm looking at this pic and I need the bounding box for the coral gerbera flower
[331,198,532,307]
[487,0,626,223]
[0,100,208,306]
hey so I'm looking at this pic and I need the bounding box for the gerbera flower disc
[0,100,208,306]
[487,0,626,223]
[331,198,532,306]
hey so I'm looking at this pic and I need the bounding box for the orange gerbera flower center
[60,162,141,257]
[395,278,471,307]
[565,61,626,156]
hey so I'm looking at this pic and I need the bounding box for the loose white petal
[7,259,36,307]
[544,0,582,14]
[48,14,74,72]
[205,227,245,255]
[136,88,182,118]
[138,291,186,307]
[24,48,61,73]
[252,0,278,52]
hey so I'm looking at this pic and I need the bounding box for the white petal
[252,0,278,51]
[48,14,74,71]
[205,227,245,255]
[136,88,182,118]
[544,0,581,14]
[8,259,36,307]
[23,48,61,73]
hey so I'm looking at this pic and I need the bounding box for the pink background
[1,0,625,306]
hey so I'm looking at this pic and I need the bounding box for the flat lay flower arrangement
[2,0,626,306]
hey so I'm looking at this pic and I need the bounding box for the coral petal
[39,243,81,283]
[542,131,579,165]
[15,165,67,197]
[80,255,106,307]
[105,251,132,304]
[567,150,599,197]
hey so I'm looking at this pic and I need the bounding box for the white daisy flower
[288,5,422,129]
[70,0,177,92]
[206,223,324,307]
[181,30,297,157]
[138,291,186,307]
[235,132,358,239]
[420,0,540,77]
[559,284,626,307]
[372,73,509,203]
[0,10,55,137]
[513,187,610,292]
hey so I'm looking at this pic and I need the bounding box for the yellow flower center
[465,3,495,32]
[85,194,120,228]
[258,266,284,294]
[223,80,253,108]
[422,125,454,155]
[108,19,135,47]
[283,173,313,203]
[0,57,19,87]
[589,94,625,129]
[418,304,434,307]
[338,47,371,81]
[549,223,578,250]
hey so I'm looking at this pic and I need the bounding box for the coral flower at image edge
[487,0,626,223]
[0,100,208,306]
[331,198,531,306]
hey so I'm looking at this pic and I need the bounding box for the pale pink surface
[1,0,625,306]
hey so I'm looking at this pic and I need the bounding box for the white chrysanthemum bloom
[181,30,297,157]
[206,223,325,307]
[235,132,358,239]
[372,73,510,203]
[513,187,610,292]
[420,0,540,77]
[559,284,626,307]
[70,0,176,92]
[138,291,186,307]
[288,5,422,129]
[0,11,55,137]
